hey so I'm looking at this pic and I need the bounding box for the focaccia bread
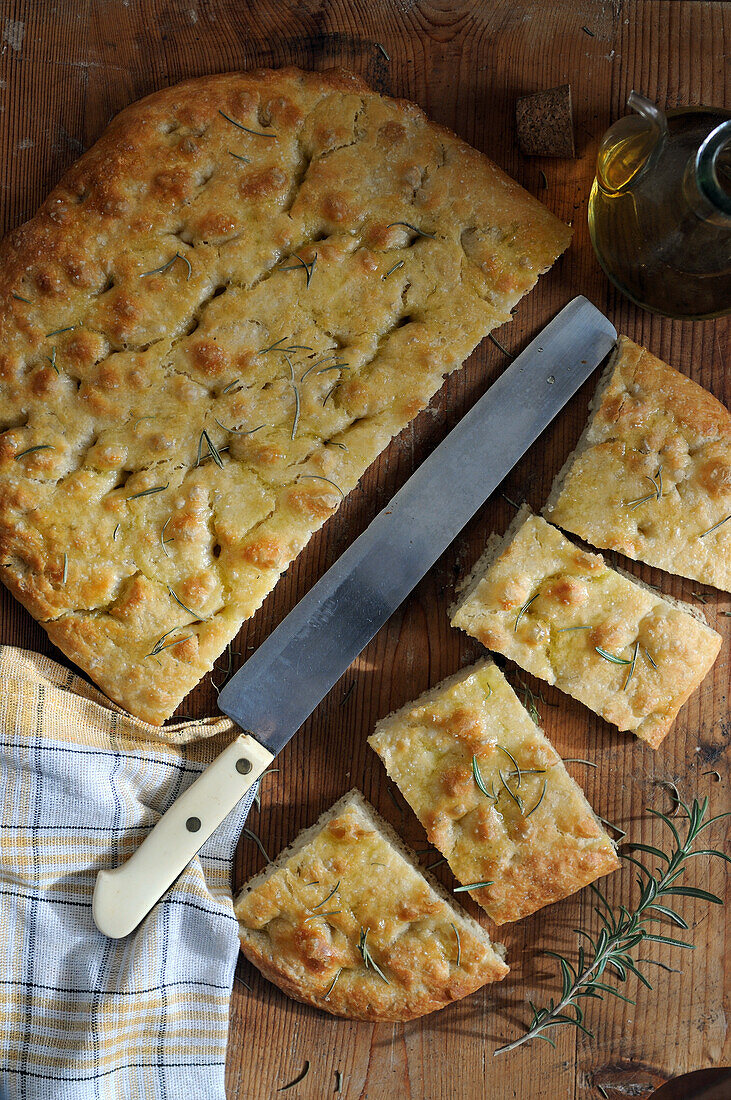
[544,336,731,591]
[0,68,570,726]
[234,789,508,1020]
[369,660,618,924]
[451,507,721,748]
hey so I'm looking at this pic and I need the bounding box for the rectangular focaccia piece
[369,661,619,925]
[544,336,731,592]
[0,67,570,727]
[451,507,722,748]
[234,789,508,1021]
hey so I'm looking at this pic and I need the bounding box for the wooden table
[1,2,728,1097]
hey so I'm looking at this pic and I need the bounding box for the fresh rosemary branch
[218,108,277,139]
[386,221,435,239]
[167,585,203,619]
[595,646,632,666]
[700,513,730,538]
[515,592,539,631]
[494,794,729,1055]
[450,922,461,967]
[297,474,345,500]
[15,445,53,460]
[139,251,191,280]
[358,927,390,984]
[383,260,405,280]
[625,467,663,509]
[280,252,316,287]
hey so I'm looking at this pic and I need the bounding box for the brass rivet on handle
[186,816,201,832]
[236,757,253,775]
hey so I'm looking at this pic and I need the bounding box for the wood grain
[1,2,729,1098]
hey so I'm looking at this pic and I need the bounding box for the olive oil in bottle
[589,93,731,320]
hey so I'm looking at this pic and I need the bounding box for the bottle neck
[685,119,731,227]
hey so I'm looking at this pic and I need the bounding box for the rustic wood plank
[0,2,728,1098]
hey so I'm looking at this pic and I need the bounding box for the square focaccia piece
[369,660,619,924]
[234,789,508,1021]
[0,67,570,726]
[451,507,721,748]
[544,336,731,591]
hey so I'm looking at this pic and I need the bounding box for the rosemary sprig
[218,108,276,139]
[525,778,548,818]
[383,260,405,280]
[595,646,632,666]
[12,292,30,303]
[213,417,264,435]
[499,768,524,812]
[147,625,193,658]
[450,922,461,967]
[454,880,493,892]
[242,826,271,863]
[288,358,301,440]
[300,354,342,381]
[623,640,640,690]
[139,251,191,280]
[625,467,663,509]
[514,591,539,631]
[46,325,75,337]
[313,880,340,910]
[386,221,435,239]
[297,474,345,500]
[494,794,729,1055]
[700,513,730,538]
[113,523,121,542]
[497,744,522,787]
[160,516,172,557]
[472,755,496,800]
[62,552,68,584]
[376,42,390,60]
[324,969,342,1000]
[280,252,316,287]
[488,333,512,357]
[358,927,390,984]
[15,445,53,460]
[197,429,224,468]
[127,483,168,499]
[47,347,59,374]
[643,647,658,669]
[228,150,251,164]
[277,1061,309,1092]
[167,585,203,618]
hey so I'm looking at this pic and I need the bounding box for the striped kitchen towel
[0,645,255,1100]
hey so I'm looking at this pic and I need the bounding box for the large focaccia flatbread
[234,789,508,1020]
[451,507,721,748]
[0,68,570,725]
[369,660,619,924]
[545,336,731,591]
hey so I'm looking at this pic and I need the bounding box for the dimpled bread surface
[0,67,570,725]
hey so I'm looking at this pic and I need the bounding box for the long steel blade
[218,296,616,749]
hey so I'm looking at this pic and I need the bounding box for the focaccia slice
[0,67,570,726]
[369,660,618,924]
[451,507,721,748]
[234,789,508,1021]
[544,336,731,591]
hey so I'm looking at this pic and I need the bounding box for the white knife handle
[92,733,274,938]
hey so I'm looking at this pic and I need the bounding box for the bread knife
[93,296,617,938]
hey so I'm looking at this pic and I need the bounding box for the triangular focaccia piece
[544,336,731,591]
[369,661,619,925]
[234,790,508,1021]
[451,508,721,748]
[0,68,570,726]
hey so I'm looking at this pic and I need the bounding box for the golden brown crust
[369,661,619,924]
[234,790,507,1020]
[451,510,722,749]
[0,67,570,725]
[545,336,731,591]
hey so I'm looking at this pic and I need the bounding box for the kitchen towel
[0,644,256,1100]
